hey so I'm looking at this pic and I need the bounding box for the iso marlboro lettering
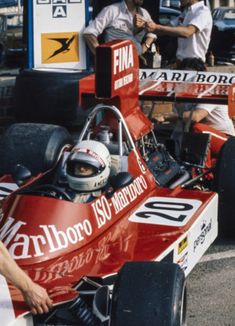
[91,196,112,229]
[0,177,147,259]
[92,175,147,228]
[111,175,147,214]
[0,217,93,259]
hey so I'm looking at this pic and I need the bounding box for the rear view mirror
[12,164,32,186]
[110,172,133,190]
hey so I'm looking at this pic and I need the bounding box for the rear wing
[80,67,235,118]
[139,69,235,118]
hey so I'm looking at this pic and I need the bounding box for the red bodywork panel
[80,40,152,141]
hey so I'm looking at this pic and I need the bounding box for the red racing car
[0,40,234,326]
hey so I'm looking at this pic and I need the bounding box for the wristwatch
[144,42,151,49]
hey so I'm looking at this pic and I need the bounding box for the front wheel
[110,261,187,326]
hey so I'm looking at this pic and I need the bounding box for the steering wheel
[18,184,73,201]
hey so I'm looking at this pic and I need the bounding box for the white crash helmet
[66,140,111,192]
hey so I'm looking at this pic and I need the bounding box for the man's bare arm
[146,21,197,38]
[0,241,53,315]
[83,33,100,55]
[183,108,208,123]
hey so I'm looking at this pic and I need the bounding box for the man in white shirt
[83,0,156,62]
[145,0,212,65]
[183,103,235,137]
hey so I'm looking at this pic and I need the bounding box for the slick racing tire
[0,44,6,65]
[110,262,187,326]
[14,69,91,126]
[214,136,235,237]
[0,123,73,176]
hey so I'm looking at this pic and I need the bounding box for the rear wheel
[110,261,187,326]
[214,136,235,237]
[0,123,73,176]
[0,44,6,66]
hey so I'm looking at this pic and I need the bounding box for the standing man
[83,0,156,62]
[145,0,212,67]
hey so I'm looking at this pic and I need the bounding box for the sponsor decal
[129,197,201,227]
[182,196,218,277]
[72,147,105,167]
[37,0,82,18]
[110,175,147,214]
[114,73,133,90]
[41,32,79,64]
[178,236,188,254]
[92,175,147,228]
[177,252,188,271]
[33,222,130,284]
[0,175,146,260]
[140,69,235,85]
[113,44,134,90]
[193,219,212,252]
[137,156,147,174]
[113,44,134,75]
[0,216,92,259]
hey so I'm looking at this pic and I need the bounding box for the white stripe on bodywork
[0,274,15,324]
[0,183,18,199]
[202,131,228,141]
[0,275,33,326]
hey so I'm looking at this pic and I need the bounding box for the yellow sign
[41,32,79,64]
[178,236,188,254]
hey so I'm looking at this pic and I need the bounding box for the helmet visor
[67,161,99,177]
[67,150,105,178]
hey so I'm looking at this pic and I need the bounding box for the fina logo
[37,0,82,18]
[113,44,134,75]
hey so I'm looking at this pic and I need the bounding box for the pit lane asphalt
[187,236,235,325]
[0,67,235,325]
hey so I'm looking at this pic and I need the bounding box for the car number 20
[129,197,202,227]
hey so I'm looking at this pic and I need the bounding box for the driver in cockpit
[65,140,111,203]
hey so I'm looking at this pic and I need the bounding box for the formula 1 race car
[0,40,234,326]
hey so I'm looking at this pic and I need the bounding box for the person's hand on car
[21,280,53,315]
